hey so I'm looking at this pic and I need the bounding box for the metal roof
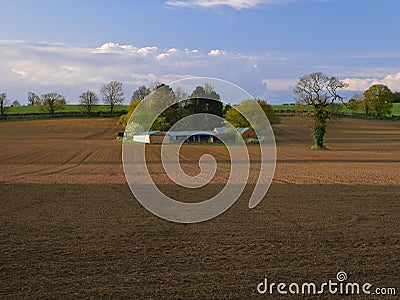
[236,127,251,134]
[166,131,217,136]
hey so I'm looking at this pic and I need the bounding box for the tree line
[118,82,279,131]
[0,81,126,116]
[348,85,399,117]
[1,73,397,151]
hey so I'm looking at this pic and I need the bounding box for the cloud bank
[0,40,287,104]
[1,40,399,105]
[343,72,400,92]
[165,0,293,10]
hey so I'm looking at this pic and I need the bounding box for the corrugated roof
[138,131,163,135]
[166,131,217,136]
[236,127,250,134]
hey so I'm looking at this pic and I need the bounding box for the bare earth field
[0,117,399,298]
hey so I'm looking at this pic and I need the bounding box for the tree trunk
[312,110,327,149]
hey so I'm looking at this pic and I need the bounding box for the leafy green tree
[363,84,394,116]
[223,104,232,117]
[118,99,141,127]
[120,84,189,131]
[183,83,223,129]
[225,99,279,128]
[225,105,248,128]
[79,90,99,114]
[100,81,124,114]
[187,84,222,115]
[149,84,178,129]
[347,93,363,113]
[0,92,9,116]
[294,72,347,150]
[151,116,171,131]
[41,92,66,115]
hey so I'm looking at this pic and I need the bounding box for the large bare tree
[100,81,124,114]
[294,72,347,149]
[79,90,99,114]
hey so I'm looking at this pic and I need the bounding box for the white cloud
[156,53,170,60]
[136,46,159,56]
[5,39,397,105]
[11,69,27,78]
[262,78,296,91]
[208,49,227,56]
[166,0,271,10]
[60,65,80,72]
[185,48,199,53]
[94,42,159,56]
[165,0,305,10]
[343,72,400,91]
[0,39,288,103]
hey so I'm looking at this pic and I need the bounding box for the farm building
[130,130,216,144]
[129,127,257,144]
[167,131,217,143]
[214,127,258,143]
[132,131,168,144]
[237,127,257,142]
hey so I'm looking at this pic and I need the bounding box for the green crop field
[7,104,128,114]
[5,103,400,117]
[392,103,400,115]
[272,103,400,116]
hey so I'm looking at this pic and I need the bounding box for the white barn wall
[133,134,150,143]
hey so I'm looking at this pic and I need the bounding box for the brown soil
[0,117,399,299]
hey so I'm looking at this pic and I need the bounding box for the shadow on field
[1,182,398,298]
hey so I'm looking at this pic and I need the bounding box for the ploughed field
[0,118,399,298]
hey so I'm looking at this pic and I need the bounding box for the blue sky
[1,0,399,104]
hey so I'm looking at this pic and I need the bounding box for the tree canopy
[363,84,394,116]
[118,99,142,127]
[225,99,279,128]
[118,82,279,136]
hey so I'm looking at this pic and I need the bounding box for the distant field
[272,103,400,116]
[7,104,128,114]
[6,103,400,117]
